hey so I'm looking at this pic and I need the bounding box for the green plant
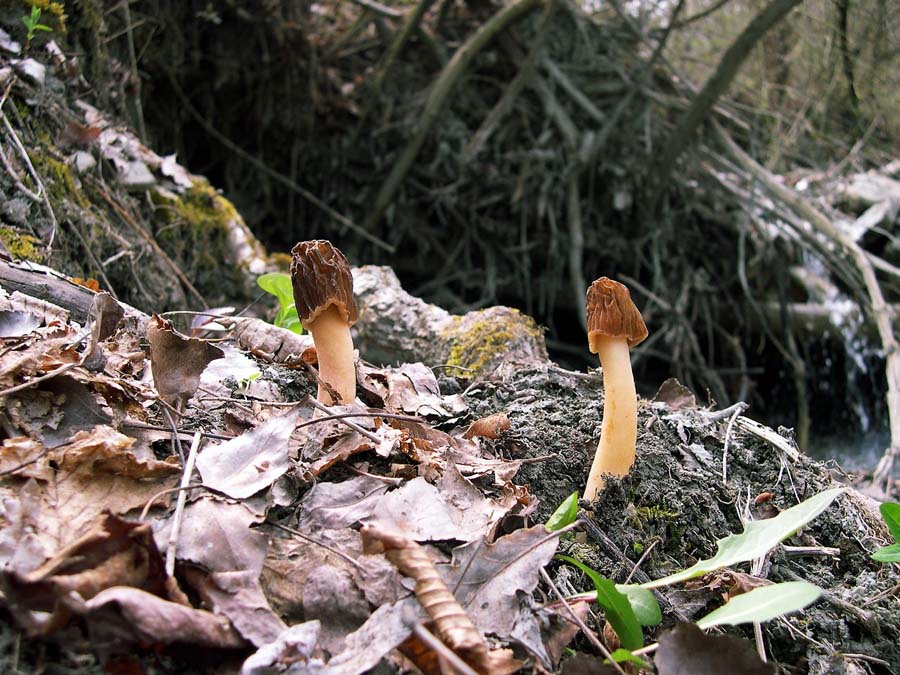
[257,273,302,334]
[22,5,52,45]
[545,491,579,532]
[549,488,842,664]
[872,502,900,563]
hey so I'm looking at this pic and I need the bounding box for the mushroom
[290,240,358,405]
[583,277,648,501]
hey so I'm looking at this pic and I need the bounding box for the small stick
[721,404,745,485]
[623,539,659,584]
[411,623,480,675]
[539,568,626,675]
[139,482,212,521]
[268,521,363,570]
[166,431,202,576]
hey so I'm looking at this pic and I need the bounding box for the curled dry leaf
[226,316,317,366]
[463,412,511,440]
[358,362,467,418]
[67,586,247,649]
[0,425,180,556]
[183,568,286,648]
[147,314,224,405]
[3,513,180,635]
[361,523,520,675]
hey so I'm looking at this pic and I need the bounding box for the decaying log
[0,260,549,379]
[353,265,549,375]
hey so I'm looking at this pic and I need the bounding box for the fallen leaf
[301,563,371,654]
[0,310,40,338]
[147,314,223,405]
[7,376,112,447]
[71,276,101,291]
[0,480,50,574]
[654,622,774,675]
[560,653,621,674]
[57,123,102,148]
[653,378,697,410]
[67,586,247,649]
[543,600,592,666]
[228,316,316,366]
[153,496,268,575]
[463,412,511,439]
[441,524,559,640]
[240,621,326,674]
[1,426,179,555]
[184,568,286,648]
[196,405,305,499]
[359,362,467,419]
[3,514,177,634]
[297,475,392,532]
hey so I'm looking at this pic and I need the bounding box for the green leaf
[880,502,900,543]
[257,272,295,308]
[545,492,579,532]
[258,273,303,333]
[34,23,52,32]
[642,487,844,589]
[606,649,652,669]
[557,555,643,650]
[695,581,822,630]
[872,543,900,563]
[615,585,662,626]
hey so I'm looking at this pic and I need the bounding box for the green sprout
[22,6,52,45]
[257,273,303,334]
[872,502,900,563]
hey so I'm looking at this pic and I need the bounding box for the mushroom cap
[586,277,648,352]
[290,240,358,327]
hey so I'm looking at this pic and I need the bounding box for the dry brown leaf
[1,425,179,554]
[361,523,497,674]
[183,568,286,648]
[227,316,317,366]
[196,405,305,499]
[67,586,247,649]
[152,496,268,575]
[543,599,592,666]
[653,377,697,410]
[463,412,511,439]
[3,513,178,635]
[654,622,774,675]
[358,362,467,419]
[147,314,223,405]
[70,276,101,291]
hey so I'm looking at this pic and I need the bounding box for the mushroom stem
[584,335,637,501]
[307,305,356,405]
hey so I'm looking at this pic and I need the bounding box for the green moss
[0,227,44,262]
[632,541,645,555]
[635,505,681,521]
[28,151,89,209]
[443,308,543,376]
[153,180,245,301]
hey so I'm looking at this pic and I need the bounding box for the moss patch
[152,180,245,303]
[28,151,89,209]
[0,226,43,262]
[443,308,544,376]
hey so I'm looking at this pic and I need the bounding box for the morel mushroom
[290,240,358,405]
[584,277,648,501]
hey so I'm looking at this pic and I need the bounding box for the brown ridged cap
[290,240,358,327]
[586,277,648,352]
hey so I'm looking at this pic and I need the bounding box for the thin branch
[165,431,202,576]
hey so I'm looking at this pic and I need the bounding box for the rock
[0,28,21,54]
[12,58,45,86]
[70,151,96,175]
[118,160,156,190]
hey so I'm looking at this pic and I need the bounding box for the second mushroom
[584,277,648,501]
[290,240,358,405]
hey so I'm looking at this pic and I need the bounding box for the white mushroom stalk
[583,277,648,502]
[584,334,638,501]
[305,304,356,405]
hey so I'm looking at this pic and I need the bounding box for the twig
[268,520,363,570]
[165,73,393,254]
[411,623,481,675]
[165,431,202,577]
[139,482,212,521]
[623,539,659,584]
[2,112,59,249]
[367,0,543,227]
[721,405,744,485]
[540,568,626,675]
[90,180,208,307]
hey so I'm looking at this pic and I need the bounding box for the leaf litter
[0,291,896,675]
